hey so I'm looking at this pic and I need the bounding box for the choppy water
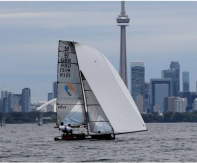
[1,123,197,162]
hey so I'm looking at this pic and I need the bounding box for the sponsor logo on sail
[65,84,75,96]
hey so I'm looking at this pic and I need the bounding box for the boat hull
[91,134,115,140]
[54,134,86,141]
[54,133,115,141]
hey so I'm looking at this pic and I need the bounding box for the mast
[79,71,90,136]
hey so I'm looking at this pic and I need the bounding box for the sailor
[65,124,73,135]
[59,122,66,133]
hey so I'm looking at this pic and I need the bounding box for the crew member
[65,124,73,135]
[59,122,66,133]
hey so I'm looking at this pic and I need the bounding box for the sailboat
[1,114,5,127]
[54,41,147,141]
[37,112,43,126]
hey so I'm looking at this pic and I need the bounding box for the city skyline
[1,1,197,101]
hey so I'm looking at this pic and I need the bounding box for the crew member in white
[65,124,73,135]
[59,122,66,133]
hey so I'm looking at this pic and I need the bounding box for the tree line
[0,112,56,124]
[1,111,197,124]
[142,111,197,123]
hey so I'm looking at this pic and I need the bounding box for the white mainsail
[57,41,86,126]
[75,43,147,134]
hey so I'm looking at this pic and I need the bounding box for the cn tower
[116,1,130,87]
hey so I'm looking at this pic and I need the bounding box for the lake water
[0,123,197,162]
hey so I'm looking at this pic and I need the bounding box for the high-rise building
[52,82,57,98]
[183,71,189,92]
[22,88,31,112]
[1,88,8,99]
[170,61,180,96]
[0,99,3,113]
[143,82,150,113]
[162,69,175,96]
[174,98,187,113]
[3,98,8,113]
[131,62,145,102]
[150,79,172,113]
[8,92,14,112]
[117,1,130,86]
[48,93,53,101]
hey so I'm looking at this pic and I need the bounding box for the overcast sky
[1,1,197,102]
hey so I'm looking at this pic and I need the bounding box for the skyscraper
[1,88,8,99]
[22,88,31,112]
[144,82,150,113]
[0,99,3,113]
[170,61,180,96]
[162,69,175,95]
[131,62,145,102]
[117,1,130,87]
[150,79,172,113]
[3,98,8,113]
[48,93,53,101]
[8,92,14,112]
[52,82,57,98]
[182,71,189,92]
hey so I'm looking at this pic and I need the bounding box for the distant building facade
[178,92,197,111]
[150,79,172,113]
[182,71,189,92]
[170,61,180,96]
[48,93,53,101]
[174,98,187,113]
[192,98,197,111]
[164,96,179,112]
[1,88,8,99]
[143,82,150,113]
[130,62,145,102]
[162,69,175,94]
[13,94,22,112]
[3,98,8,113]
[22,88,31,112]
[8,92,14,112]
[0,99,3,113]
[136,94,144,113]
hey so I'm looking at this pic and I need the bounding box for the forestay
[56,41,86,126]
[75,43,147,134]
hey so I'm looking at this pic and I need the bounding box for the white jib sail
[81,73,113,134]
[75,43,147,134]
[57,41,86,126]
